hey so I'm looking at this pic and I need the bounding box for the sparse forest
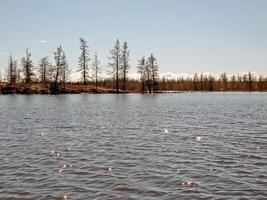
[0,38,267,94]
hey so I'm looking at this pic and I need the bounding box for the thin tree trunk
[116,56,119,93]
[95,70,98,91]
[123,68,126,91]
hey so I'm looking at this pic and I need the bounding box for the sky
[0,0,267,75]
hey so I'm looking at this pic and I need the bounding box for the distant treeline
[0,38,266,93]
[88,72,267,92]
[158,72,267,92]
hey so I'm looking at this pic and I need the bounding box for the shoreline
[0,83,266,95]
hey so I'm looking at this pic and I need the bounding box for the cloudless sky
[0,0,267,74]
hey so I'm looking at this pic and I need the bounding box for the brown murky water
[0,93,266,199]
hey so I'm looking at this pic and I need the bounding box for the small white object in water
[59,168,64,173]
[108,167,112,171]
[63,164,67,168]
[164,129,169,134]
[182,181,193,186]
[257,146,260,150]
[51,150,55,155]
[57,153,60,157]
[63,194,67,199]
[196,136,202,142]
[41,133,44,136]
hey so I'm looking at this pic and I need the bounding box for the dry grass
[0,82,121,94]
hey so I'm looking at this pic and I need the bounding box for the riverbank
[0,83,266,94]
[0,83,131,95]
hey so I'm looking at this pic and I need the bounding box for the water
[0,93,266,200]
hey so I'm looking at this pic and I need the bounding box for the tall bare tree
[78,37,90,84]
[137,57,146,93]
[92,53,101,91]
[121,41,130,91]
[38,57,50,84]
[60,51,70,89]
[147,54,159,93]
[6,55,17,84]
[144,59,152,93]
[51,45,63,94]
[21,48,34,83]
[108,39,121,93]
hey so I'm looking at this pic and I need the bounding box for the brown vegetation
[0,83,125,95]
[1,73,266,95]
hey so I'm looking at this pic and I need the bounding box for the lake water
[0,93,266,200]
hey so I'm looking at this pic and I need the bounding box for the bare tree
[137,57,146,93]
[200,73,204,90]
[6,55,17,84]
[108,39,121,93]
[258,75,264,91]
[248,71,253,92]
[121,41,130,91]
[78,37,90,85]
[51,45,63,94]
[16,66,22,83]
[91,53,101,91]
[231,75,236,90]
[144,59,152,93]
[47,64,55,83]
[147,54,159,93]
[60,51,70,90]
[208,74,214,91]
[38,57,50,84]
[193,73,198,91]
[21,48,34,83]
[220,72,228,91]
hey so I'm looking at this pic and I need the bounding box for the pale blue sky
[0,0,266,74]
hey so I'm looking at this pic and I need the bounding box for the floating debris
[257,146,260,150]
[108,167,112,172]
[164,129,169,134]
